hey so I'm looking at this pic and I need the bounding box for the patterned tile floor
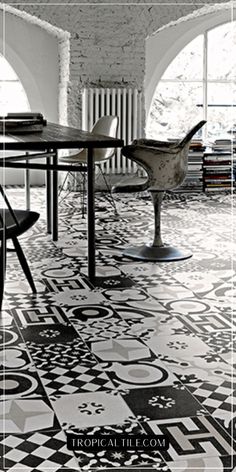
[0,187,235,472]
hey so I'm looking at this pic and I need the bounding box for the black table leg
[87,148,95,280]
[46,156,52,234]
[52,151,58,241]
[25,153,30,210]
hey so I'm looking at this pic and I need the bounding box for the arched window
[0,54,30,115]
[147,22,236,141]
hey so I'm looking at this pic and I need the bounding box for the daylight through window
[147,22,236,141]
[0,55,30,115]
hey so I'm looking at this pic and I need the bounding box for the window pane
[207,83,236,138]
[207,82,235,106]
[207,105,236,139]
[0,82,30,115]
[0,55,18,80]
[162,35,203,80]
[207,22,236,80]
[147,81,204,140]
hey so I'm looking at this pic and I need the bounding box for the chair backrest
[121,120,207,191]
[0,184,19,233]
[91,115,119,162]
[178,120,206,149]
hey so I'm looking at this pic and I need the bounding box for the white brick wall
[4,0,230,128]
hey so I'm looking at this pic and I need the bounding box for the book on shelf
[204,174,231,179]
[204,151,231,157]
[205,187,233,192]
[205,179,233,186]
[203,159,231,167]
[188,165,202,171]
[204,166,231,171]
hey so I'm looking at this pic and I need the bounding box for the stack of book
[212,137,236,153]
[177,139,205,192]
[203,149,233,192]
[0,112,47,133]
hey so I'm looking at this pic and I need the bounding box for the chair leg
[98,165,118,216]
[58,171,70,197]
[0,237,7,311]
[123,190,192,262]
[81,173,86,218]
[12,237,37,293]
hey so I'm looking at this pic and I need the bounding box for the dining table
[0,122,124,280]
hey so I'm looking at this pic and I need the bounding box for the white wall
[0,9,60,185]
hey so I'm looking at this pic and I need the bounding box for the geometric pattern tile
[38,364,114,395]
[0,347,33,371]
[167,455,235,472]
[27,340,96,369]
[66,304,117,323]
[10,305,69,327]
[42,276,92,292]
[0,397,60,433]
[188,381,236,435]
[91,274,136,289]
[0,326,24,348]
[101,359,179,390]
[200,331,236,365]
[72,317,134,342]
[3,188,235,469]
[73,446,166,470]
[142,415,235,462]
[145,334,232,385]
[51,391,134,430]
[123,313,189,339]
[89,338,153,362]
[123,384,207,422]
[0,369,46,400]
[177,312,235,334]
[0,429,78,471]
[70,421,167,471]
[20,323,79,345]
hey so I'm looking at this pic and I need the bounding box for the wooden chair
[113,120,206,261]
[0,185,39,310]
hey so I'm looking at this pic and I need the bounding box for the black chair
[0,185,39,310]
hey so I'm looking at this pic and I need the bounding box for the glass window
[148,82,203,140]
[0,55,30,115]
[147,21,236,141]
[207,22,236,81]
[162,35,203,81]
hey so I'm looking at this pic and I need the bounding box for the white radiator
[82,88,143,174]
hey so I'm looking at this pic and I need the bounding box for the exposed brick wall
[3,0,230,128]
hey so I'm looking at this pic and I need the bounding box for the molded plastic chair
[60,115,119,214]
[0,185,39,310]
[113,120,206,261]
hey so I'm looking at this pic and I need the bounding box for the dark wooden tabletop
[0,122,124,151]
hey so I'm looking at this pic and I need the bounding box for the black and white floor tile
[0,429,78,470]
[1,188,235,471]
